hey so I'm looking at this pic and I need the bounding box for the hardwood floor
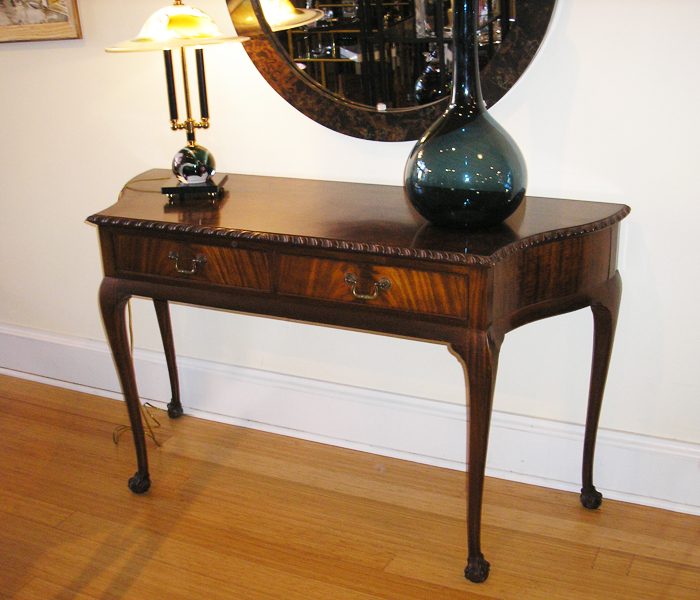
[1,373,699,600]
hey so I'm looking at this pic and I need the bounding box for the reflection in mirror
[277,0,512,109]
[230,0,556,141]
[229,0,322,33]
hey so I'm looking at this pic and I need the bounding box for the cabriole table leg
[99,278,151,494]
[153,299,184,419]
[581,272,622,509]
[452,330,502,583]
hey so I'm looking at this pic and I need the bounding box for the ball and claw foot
[167,399,184,419]
[580,485,603,510]
[464,553,490,583]
[128,471,151,494]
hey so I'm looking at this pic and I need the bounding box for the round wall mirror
[228,0,556,141]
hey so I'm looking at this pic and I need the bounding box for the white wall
[2,0,700,456]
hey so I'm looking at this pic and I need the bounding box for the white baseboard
[2,323,699,516]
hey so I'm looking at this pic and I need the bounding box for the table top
[89,170,630,265]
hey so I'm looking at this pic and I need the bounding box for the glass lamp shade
[106,3,247,52]
[229,0,323,35]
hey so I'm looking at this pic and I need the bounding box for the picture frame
[0,1,82,43]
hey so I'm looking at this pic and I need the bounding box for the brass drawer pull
[168,250,207,275]
[344,272,391,300]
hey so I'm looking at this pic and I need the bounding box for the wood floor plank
[12,577,100,600]
[629,555,700,593]
[51,511,477,600]
[0,535,39,600]
[0,488,74,528]
[483,501,700,568]
[593,548,635,575]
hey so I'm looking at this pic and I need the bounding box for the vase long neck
[451,0,484,111]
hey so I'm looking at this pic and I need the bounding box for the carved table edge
[86,205,630,267]
[491,205,631,262]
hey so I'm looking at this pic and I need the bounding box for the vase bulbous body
[404,107,526,228]
[404,0,527,229]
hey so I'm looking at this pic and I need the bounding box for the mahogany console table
[89,170,629,583]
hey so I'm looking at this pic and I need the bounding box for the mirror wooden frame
[231,0,556,141]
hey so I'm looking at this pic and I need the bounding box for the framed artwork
[0,0,81,43]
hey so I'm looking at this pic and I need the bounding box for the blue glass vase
[404,0,527,229]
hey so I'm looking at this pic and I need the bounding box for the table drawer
[277,255,467,318]
[113,235,270,291]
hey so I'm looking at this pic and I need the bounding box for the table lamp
[106,0,249,199]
